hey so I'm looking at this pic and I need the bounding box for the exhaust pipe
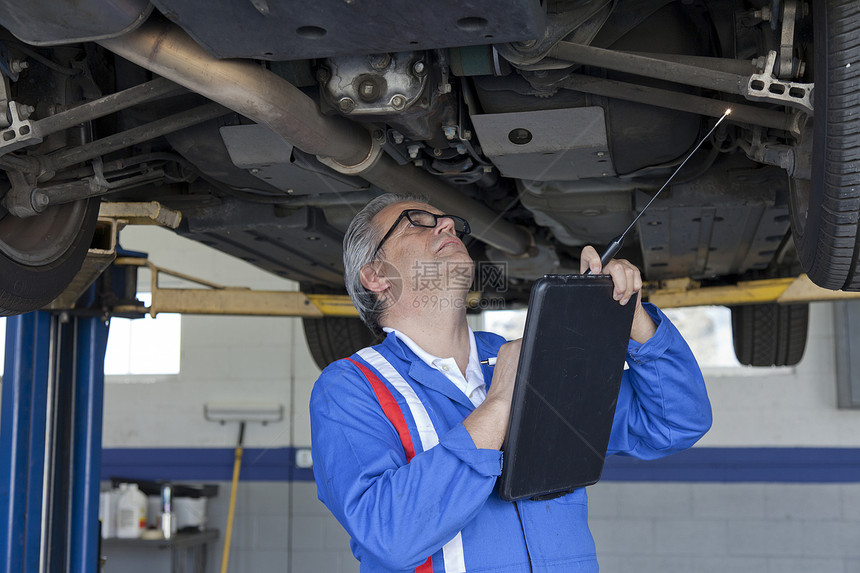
[99,19,532,256]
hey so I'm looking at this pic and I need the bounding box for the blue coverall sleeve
[309,359,503,570]
[606,303,712,459]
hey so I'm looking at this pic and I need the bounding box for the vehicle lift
[1,288,109,573]
[2,201,860,573]
[0,202,359,573]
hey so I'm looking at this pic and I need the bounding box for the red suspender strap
[345,357,416,461]
[345,357,434,573]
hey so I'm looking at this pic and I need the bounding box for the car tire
[789,0,860,291]
[730,303,809,367]
[0,198,100,316]
[302,316,381,371]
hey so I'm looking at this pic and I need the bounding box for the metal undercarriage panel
[0,0,151,45]
[176,200,347,286]
[637,161,791,280]
[518,179,637,246]
[220,124,368,195]
[151,0,546,60]
[471,107,615,181]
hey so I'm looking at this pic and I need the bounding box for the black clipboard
[498,274,635,502]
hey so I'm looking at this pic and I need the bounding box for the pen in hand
[480,357,497,366]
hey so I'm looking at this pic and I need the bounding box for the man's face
[370,201,474,297]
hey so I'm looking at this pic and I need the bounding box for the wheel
[730,303,809,367]
[302,316,381,371]
[789,0,860,290]
[0,198,100,315]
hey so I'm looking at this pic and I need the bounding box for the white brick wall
[589,482,860,573]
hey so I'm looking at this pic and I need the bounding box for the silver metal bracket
[0,101,43,156]
[745,51,813,115]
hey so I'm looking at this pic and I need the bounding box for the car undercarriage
[0,0,856,367]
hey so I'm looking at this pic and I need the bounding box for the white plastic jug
[116,483,147,539]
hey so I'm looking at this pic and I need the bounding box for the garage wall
[591,302,860,573]
[99,225,860,573]
[588,481,860,573]
[101,225,321,572]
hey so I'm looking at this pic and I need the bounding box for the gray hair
[343,193,428,335]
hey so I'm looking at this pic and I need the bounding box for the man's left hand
[580,245,657,343]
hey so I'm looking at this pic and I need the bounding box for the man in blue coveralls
[310,193,711,572]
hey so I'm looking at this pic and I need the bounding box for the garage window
[661,306,740,368]
[480,305,743,369]
[0,294,181,380]
[104,294,181,377]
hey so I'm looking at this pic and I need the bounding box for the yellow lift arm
[111,257,360,318]
[114,256,860,318]
[646,276,860,309]
[67,201,860,318]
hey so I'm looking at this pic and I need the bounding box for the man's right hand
[463,339,522,450]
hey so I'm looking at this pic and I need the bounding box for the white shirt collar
[382,326,486,406]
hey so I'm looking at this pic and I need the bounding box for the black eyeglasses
[372,209,471,261]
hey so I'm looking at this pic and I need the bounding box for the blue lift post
[0,285,110,573]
